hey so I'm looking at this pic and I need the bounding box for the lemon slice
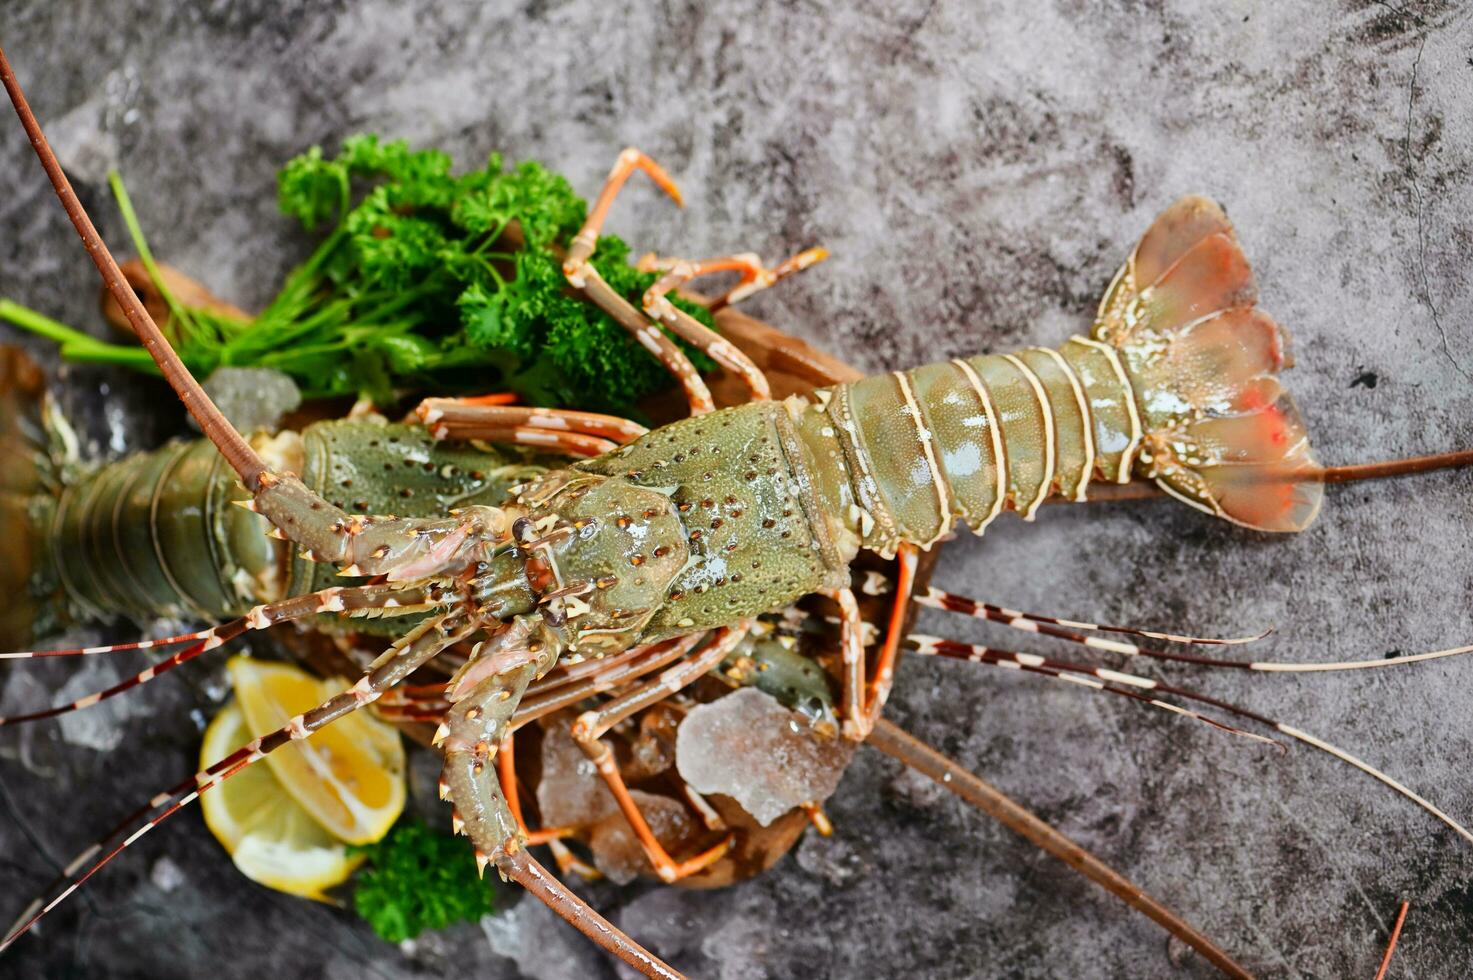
[226,656,407,846]
[200,700,363,900]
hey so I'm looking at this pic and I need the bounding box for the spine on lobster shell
[794,195,1324,558]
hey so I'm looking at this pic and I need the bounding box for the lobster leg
[496,732,580,846]
[562,148,715,416]
[514,634,706,729]
[863,542,919,730]
[494,732,606,881]
[827,586,872,741]
[636,255,780,402]
[827,547,918,743]
[415,400,649,456]
[567,628,747,882]
[639,245,828,310]
[436,620,686,979]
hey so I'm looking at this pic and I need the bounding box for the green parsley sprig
[0,136,717,414]
[350,818,500,943]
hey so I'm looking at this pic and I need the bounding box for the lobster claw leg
[438,616,685,979]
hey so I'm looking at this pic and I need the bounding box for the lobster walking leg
[636,248,830,402]
[513,634,707,729]
[562,148,714,415]
[826,547,918,743]
[638,254,788,402]
[496,732,579,846]
[568,628,747,882]
[493,641,710,847]
[416,399,650,455]
[864,542,919,730]
[827,586,871,741]
[638,246,830,311]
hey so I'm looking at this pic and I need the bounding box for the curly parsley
[351,818,499,943]
[1,136,717,414]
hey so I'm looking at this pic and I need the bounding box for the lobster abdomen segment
[794,195,1323,556]
[798,346,1138,556]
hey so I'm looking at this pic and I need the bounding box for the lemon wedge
[200,700,364,900]
[225,656,407,846]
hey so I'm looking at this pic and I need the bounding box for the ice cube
[588,789,697,885]
[535,722,618,829]
[676,687,854,827]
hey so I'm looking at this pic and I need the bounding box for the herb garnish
[1,136,716,413]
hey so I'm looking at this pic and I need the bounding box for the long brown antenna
[867,718,1254,980]
[1069,447,1473,508]
[500,849,685,979]
[1319,448,1473,484]
[0,45,267,491]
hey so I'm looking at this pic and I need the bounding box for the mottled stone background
[1,1,1471,977]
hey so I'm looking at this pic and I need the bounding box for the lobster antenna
[0,628,217,659]
[0,583,432,724]
[2,611,460,954]
[0,46,268,492]
[918,586,1269,645]
[921,587,1473,673]
[866,718,1254,980]
[910,635,1473,846]
[907,636,1279,748]
[499,849,685,980]
[1077,448,1473,507]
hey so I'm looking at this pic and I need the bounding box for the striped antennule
[0,609,472,951]
[919,586,1473,673]
[906,634,1473,846]
[0,583,434,725]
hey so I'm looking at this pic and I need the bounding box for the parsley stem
[107,171,199,344]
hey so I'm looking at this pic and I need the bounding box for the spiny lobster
[2,43,1472,979]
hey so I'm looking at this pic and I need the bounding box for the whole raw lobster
[3,45,1470,980]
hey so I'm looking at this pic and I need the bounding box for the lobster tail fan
[1097,197,1322,532]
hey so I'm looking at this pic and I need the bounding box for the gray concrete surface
[1,1,1471,977]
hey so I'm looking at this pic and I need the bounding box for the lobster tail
[1097,196,1322,532]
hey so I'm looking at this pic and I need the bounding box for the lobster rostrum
[4,46,1473,980]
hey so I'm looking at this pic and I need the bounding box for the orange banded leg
[638,254,779,402]
[562,149,714,416]
[494,732,599,879]
[568,628,747,882]
[637,248,827,402]
[829,544,919,741]
[866,543,918,728]
[416,400,649,456]
[638,246,829,311]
